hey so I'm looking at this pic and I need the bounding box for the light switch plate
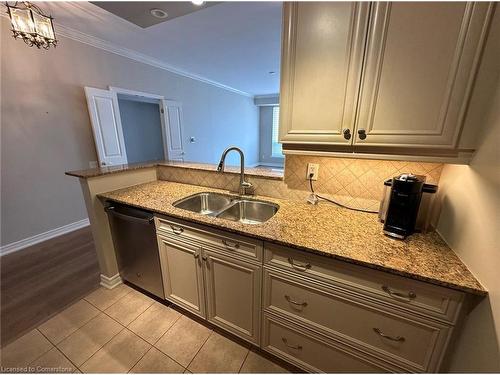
[306,163,319,180]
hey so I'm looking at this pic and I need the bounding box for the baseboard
[0,219,90,256]
[100,274,122,289]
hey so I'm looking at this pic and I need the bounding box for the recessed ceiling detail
[91,1,218,28]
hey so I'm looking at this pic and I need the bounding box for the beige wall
[0,18,258,246]
[436,8,500,371]
[436,58,500,372]
[437,20,500,372]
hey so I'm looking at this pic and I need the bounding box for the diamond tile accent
[157,156,443,211]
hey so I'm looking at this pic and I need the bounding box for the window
[271,106,283,157]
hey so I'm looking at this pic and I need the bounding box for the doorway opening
[84,86,185,167]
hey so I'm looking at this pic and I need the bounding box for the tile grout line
[125,333,154,374]
[237,348,251,373]
[83,285,134,312]
[78,326,127,372]
[69,316,126,371]
[22,329,56,368]
[184,329,215,371]
[51,345,81,372]
[150,314,191,370]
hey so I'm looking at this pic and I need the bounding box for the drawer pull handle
[170,225,184,235]
[285,295,308,308]
[373,328,405,342]
[288,258,311,271]
[382,285,416,302]
[222,239,240,249]
[282,337,302,350]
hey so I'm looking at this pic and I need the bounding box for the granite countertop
[99,180,485,296]
[66,160,284,180]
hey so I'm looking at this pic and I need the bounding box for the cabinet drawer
[155,216,263,262]
[263,269,451,372]
[264,243,463,323]
[262,313,391,373]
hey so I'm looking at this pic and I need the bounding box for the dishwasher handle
[105,206,154,225]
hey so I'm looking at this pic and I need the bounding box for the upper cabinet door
[84,87,128,166]
[279,2,370,145]
[354,2,494,148]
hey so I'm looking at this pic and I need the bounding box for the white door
[161,100,185,161]
[84,87,128,166]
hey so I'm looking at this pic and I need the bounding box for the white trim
[50,21,253,98]
[0,14,252,97]
[0,219,90,256]
[100,274,123,289]
[110,86,165,100]
[282,149,475,165]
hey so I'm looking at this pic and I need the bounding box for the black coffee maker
[382,174,436,239]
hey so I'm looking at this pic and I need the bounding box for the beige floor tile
[29,347,76,373]
[155,315,211,367]
[128,302,181,344]
[188,332,249,373]
[130,347,184,373]
[0,329,53,368]
[104,290,154,326]
[240,350,290,373]
[57,313,123,366]
[84,284,133,310]
[38,300,100,344]
[80,329,150,373]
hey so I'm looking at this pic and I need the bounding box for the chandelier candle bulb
[6,1,58,49]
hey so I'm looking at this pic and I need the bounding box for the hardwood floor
[1,227,100,347]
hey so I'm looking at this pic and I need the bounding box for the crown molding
[0,14,253,98]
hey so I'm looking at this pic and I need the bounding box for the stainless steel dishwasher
[105,203,164,298]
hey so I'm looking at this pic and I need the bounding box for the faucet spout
[216,146,253,195]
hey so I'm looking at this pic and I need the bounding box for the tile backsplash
[284,155,443,210]
[157,156,443,211]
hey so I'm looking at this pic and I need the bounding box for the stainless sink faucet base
[216,146,253,195]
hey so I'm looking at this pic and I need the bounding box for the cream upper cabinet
[279,2,494,154]
[354,2,493,148]
[279,2,370,145]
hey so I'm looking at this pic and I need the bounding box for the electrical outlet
[89,161,98,168]
[306,163,319,180]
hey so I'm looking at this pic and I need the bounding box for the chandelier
[6,1,57,49]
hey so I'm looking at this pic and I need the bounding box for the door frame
[109,86,171,160]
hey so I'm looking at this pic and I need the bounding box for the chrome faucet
[216,146,253,195]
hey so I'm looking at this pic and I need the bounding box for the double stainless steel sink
[172,192,279,224]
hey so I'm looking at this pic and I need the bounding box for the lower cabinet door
[203,249,261,344]
[262,313,393,373]
[157,235,206,318]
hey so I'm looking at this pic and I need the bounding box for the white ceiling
[40,2,282,96]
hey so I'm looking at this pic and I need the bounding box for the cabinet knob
[343,128,351,140]
[358,129,367,140]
